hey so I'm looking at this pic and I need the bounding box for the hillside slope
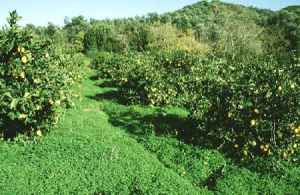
[161,0,273,29]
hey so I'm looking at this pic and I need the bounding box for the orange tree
[0,11,82,138]
[94,48,300,161]
[186,57,300,160]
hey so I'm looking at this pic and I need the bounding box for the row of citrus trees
[0,11,85,138]
[93,49,300,161]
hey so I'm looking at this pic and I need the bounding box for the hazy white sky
[0,0,299,26]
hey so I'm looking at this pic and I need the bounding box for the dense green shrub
[95,51,155,104]
[92,51,118,78]
[84,24,128,53]
[0,11,84,138]
[94,47,300,160]
[186,58,300,160]
[64,16,89,52]
[93,49,203,105]
[124,23,151,52]
[84,21,209,54]
[144,50,204,105]
[265,7,300,60]
[147,23,209,54]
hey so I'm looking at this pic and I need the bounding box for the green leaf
[10,98,18,109]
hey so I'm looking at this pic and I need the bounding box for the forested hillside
[61,0,298,62]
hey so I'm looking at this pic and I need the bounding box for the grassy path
[0,72,210,194]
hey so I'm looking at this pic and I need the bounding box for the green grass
[0,72,209,194]
[0,70,299,194]
[95,78,300,195]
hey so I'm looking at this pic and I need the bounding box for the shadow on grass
[87,90,131,106]
[89,90,119,102]
[0,117,26,140]
[86,82,201,145]
[99,105,229,189]
[87,79,242,159]
[89,75,100,81]
[97,80,116,88]
[89,75,116,88]
[101,105,221,149]
[87,80,234,154]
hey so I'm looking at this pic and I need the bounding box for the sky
[0,0,299,26]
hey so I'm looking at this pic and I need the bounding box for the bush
[144,50,203,105]
[265,8,300,60]
[125,23,151,52]
[147,23,209,54]
[186,58,300,160]
[93,48,299,160]
[93,49,203,105]
[92,51,118,79]
[96,51,155,104]
[84,24,128,53]
[64,16,89,52]
[0,11,83,138]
